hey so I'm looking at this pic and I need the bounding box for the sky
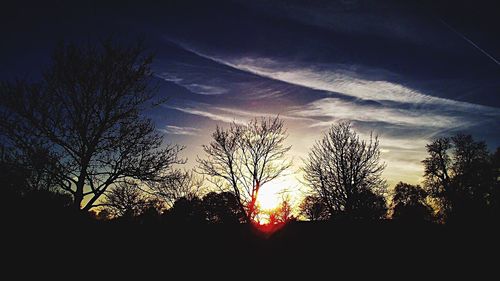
[1,0,500,205]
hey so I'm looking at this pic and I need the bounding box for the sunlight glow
[257,184,282,211]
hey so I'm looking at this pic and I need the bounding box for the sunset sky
[2,0,499,207]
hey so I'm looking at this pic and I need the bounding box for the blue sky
[1,0,499,195]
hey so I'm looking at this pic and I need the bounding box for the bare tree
[0,40,183,212]
[303,122,387,220]
[198,116,291,222]
[104,181,149,218]
[268,194,294,224]
[146,170,205,208]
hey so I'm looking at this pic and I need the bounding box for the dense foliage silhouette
[423,134,499,223]
[391,182,434,222]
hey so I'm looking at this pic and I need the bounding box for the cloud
[159,43,500,137]
[213,106,313,122]
[159,125,201,136]
[170,46,500,132]
[184,83,228,95]
[289,97,461,129]
[156,72,228,95]
[166,101,315,127]
[377,137,429,151]
[156,72,183,83]
[225,57,498,112]
[172,43,498,108]
[165,104,248,125]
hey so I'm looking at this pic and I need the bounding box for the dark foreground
[5,216,499,277]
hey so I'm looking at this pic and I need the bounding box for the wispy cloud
[289,97,461,128]
[214,106,312,122]
[156,72,228,95]
[173,43,497,106]
[156,72,183,83]
[159,125,201,136]
[184,83,228,95]
[164,104,248,125]
[167,102,315,126]
[171,45,500,132]
[224,57,497,112]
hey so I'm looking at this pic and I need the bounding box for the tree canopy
[0,40,183,211]
[303,122,387,220]
[198,116,291,222]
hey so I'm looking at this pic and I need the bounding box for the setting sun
[257,185,282,211]
[257,177,300,211]
[254,183,282,225]
[254,178,299,227]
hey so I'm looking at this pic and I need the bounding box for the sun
[253,177,300,230]
[254,183,282,226]
[257,177,298,211]
[257,185,282,211]
[253,177,301,226]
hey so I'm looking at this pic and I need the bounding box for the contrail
[439,18,500,67]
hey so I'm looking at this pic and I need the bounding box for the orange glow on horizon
[251,220,287,235]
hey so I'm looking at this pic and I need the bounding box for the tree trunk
[73,190,83,210]
[73,163,89,211]
[248,197,257,222]
[240,203,251,224]
[247,183,260,223]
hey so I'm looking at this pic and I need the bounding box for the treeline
[1,40,499,226]
[300,129,500,224]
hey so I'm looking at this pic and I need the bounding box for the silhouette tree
[164,196,206,223]
[268,194,295,224]
[146,170,204,209]
[299,195,329,221]
[423,134,494,222]
[0,40,183,212]
[1,151,30,197]
[492,147,500,177]
[202,192,246,223]
[1,145,75,221]
[0,144,62,193]
[391,182,434,222]
[135,197,165,224]
[103,182,150,218]
[198,117,291,222]
[491,147,500,218]
[303,122,387,220]
[350,189,388,220]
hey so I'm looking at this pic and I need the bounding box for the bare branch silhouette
[303,122,387,220]
[146,170,205,209]
[0,40,184,211]
[198,116,291,222]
